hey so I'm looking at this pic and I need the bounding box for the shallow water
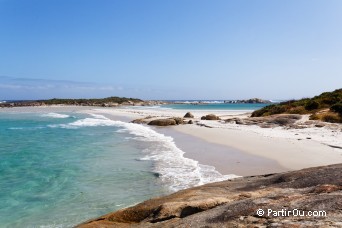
[0,111,234,227]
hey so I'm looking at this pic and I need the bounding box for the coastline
[76,105,342,227]
[3,105,342,227]
[88,107,290,176]
[173,124,342,171]
[155,126,288,176]
[4,105,342,175]
[89,106,342,173]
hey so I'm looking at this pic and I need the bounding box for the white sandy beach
[86,106,342,175]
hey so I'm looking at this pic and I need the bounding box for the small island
[224,98,272,104]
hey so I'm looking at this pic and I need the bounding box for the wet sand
[155,126,288,176]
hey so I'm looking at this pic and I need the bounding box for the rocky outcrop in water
[77,163,342,228]
[224,98,272,104]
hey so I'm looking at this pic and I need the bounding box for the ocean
[0,109,237,227]
[162,102,269,110]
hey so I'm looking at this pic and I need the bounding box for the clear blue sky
[0,0,341,100]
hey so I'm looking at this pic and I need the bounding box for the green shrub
[251,88,342,117]
[309,114,320,120]
[305,100,319,111]
[321,113,341,123]
[270,106,287,114]
[331,103,342,115]
[251,105,275,117]
[288,106,306,114]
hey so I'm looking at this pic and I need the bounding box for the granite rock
[77,164,342,228]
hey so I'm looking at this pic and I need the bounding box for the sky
[0,0,341,100]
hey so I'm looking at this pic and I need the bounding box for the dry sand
[174,124,342,171]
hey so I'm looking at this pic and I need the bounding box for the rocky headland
[77,163,342,227]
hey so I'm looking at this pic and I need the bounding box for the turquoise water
[0,112,166,227]
[0,110,234,227]
[161,102,270,110]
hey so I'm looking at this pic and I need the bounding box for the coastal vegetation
[0,96,144,107]
[251,89,342,123]
[38,97,143,105]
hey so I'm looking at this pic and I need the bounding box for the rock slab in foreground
[77,163,342,227]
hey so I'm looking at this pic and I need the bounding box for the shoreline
[3,105,342,227]
[173,124,342,171]
[3,106,342,175]
[88,106,342,174]
[155,126,288,176]
[87,107,289,176]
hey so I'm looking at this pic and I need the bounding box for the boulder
[184,112,194,118]
[188,120,193,124]
[131,118,148,124]
[201,114,220,120]
[172,117,184,125]
[225,114,302,128]
[148,119,177,126]
[225,118,245,124]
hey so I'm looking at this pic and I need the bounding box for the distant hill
[37,97,143,105]
[0,96,144,107]
[251,89,342,123]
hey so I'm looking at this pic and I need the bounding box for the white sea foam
[8,126,46,130]
[49,113,238,191]
[41,113,71,119]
